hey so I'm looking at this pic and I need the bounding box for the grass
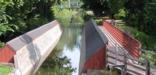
[116,23,156,50]
[0,64,13,75]
[116,23,156,65]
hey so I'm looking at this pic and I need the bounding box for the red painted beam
[83,46,106,73]
[0,45,15,63]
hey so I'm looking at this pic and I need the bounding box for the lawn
[0,64,13,75]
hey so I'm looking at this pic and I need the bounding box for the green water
[36,25,83,75]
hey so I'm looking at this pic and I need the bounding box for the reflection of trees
[36,48,75,75]
[56,26,82,51]
[36,26,82,75]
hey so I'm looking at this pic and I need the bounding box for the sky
[62,46,80,75]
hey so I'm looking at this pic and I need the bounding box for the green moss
[0,65,13,75]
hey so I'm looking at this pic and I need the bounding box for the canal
[36,24,83,75]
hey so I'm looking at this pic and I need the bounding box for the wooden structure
[100,20,156,75]
[79,19,108,75]
[79,19,156,75]
[0,20,62,75]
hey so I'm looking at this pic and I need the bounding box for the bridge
[79,19,156,75]
[101,21,156,75]
[0,19,156,75]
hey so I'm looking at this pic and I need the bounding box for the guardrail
[103,21,141,59]
[107,45,156,75]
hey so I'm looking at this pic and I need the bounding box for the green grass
[0,64,13,75]
[116,23,156,65]
[116,24,156,50]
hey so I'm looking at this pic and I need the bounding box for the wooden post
[122,53,127,75]
[146,61,150,75]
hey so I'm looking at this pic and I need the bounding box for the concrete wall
[7,20,62,75]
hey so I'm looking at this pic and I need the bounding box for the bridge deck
[99,26,156,75]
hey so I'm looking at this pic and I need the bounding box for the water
[36,25,83,75]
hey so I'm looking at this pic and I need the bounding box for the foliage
[0,0,56,44]
[52,0,84,27]
[125,0,156,36]
[0,64,13,75]
[114,9,126,19]
[52,5,75,26]
[82,0,109,16]
[117,24,156,50]
[107,0,125,18]
[117,23,156,67]
[0,0,14,36]
[0,41,5,48]
[82,0,125,17]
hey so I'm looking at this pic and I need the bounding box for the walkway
[99,21,156,75]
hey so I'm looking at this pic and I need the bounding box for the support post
[146,61,150,75]
[122,53,127,75]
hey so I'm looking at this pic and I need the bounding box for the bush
[114,9,126,19]
[52,6,74,26]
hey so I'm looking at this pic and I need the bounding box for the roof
[6,20,60,51]
[79,19,108,74]
[85,19,108,60]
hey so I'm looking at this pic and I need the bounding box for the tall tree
[82,0,109,16]
[125,0,156,35]
[107,0,125,18]
[0,0,58,43]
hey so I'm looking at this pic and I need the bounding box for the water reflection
[36,25,83,75]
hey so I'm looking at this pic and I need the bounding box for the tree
[0,0,58,44]
[125,0,156,35]
[82,0,125,18]
[107,0,125,19]
[82,0,109,16]
[0,0,15,47]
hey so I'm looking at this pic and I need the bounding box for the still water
[36,25,83,75]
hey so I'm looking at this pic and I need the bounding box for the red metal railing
[103,21,141,59]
